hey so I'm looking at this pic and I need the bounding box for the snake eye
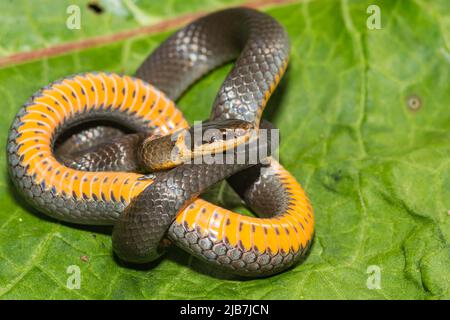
[200,134,222,145]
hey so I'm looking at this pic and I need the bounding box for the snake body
[7,8,314,276]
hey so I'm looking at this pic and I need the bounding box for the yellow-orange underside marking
[15,72,314,256]
[175,160,314,254]
[174,57,315,255]
[16,72,188,202]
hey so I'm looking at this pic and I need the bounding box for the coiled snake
[7,8,314,277]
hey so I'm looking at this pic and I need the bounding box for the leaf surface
[0,0,449,299]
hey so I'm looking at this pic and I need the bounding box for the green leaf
[0,0,449,299]
[0,0,244,57]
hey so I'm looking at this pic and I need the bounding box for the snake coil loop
[7,8,314,277]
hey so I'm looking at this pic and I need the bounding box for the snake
[7,7,314,277]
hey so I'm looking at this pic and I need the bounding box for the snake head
[138,119,255,171]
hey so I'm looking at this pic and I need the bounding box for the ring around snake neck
[7,8,314,277]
